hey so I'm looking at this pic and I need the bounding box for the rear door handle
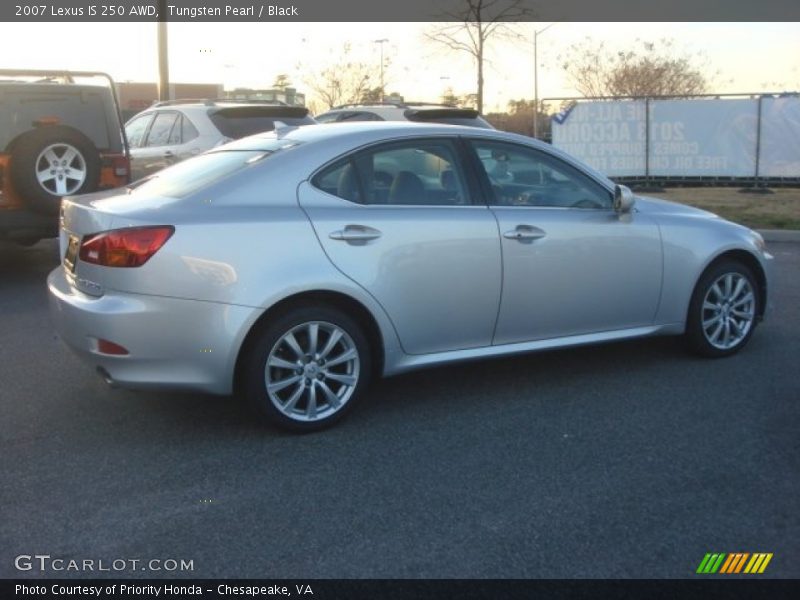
[329,225,382,243]
[503,225,546,241]
[163,151,175,158]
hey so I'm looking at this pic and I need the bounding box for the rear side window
[181,115,199,143]
[312,139,470,206]
[145,112,179,147]
[209,107,314,139]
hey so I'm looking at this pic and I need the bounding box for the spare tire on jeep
[10,126,101,215]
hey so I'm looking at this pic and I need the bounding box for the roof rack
[0,68,116,84]
[151,98,292,108]
[332,101,406,109]
[403,101,461,108]
[331,100,467,110]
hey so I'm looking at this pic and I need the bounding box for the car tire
[10,126,101,215]
[243,306,372,432]
[685,260,760,358]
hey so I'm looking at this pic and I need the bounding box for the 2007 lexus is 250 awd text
[48,122,773,431]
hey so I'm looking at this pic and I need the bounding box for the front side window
[312,140,469,206]
[470,141,612,209]
[125,114,153,149]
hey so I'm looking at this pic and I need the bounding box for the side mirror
[613,184,636,214]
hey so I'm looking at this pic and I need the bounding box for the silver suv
[125,100,316,180]
[315,102,494,129]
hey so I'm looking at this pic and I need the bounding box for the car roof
[218,121,614,189]
[222,121,490,146]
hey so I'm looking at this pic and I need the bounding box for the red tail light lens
[101,153,130,180]
[112,155,130,179]
[79,226,174,268]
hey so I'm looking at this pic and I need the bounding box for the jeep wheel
[10,126,101,215]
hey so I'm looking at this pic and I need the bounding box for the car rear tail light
[33,116,61,127]
[112,155,130,178]
[102,154,130,179]
[79,226,174,268]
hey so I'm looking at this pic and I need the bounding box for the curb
[757,229,800,243]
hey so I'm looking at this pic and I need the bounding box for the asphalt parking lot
[1,238,798,579]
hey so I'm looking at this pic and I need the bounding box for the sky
[0,21,798,113]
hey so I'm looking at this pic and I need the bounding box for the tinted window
[313,140,469,206]
[314,160,361,203]
[209,108,315,139]
[314,112,342,123]
[337,111,384,122]
[125,114,152,149]
[145,112,179,147]
[470,141,612,209]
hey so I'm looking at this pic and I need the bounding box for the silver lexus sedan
[48,122,773,431]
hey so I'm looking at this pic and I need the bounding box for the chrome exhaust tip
[96,366,117,388]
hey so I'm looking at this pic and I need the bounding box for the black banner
[4,579,800,600]
[2,0,800,22]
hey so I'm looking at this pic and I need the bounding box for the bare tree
[426,0,535,113]
[440,86,478,108]
[272,74,291,90]
[302,43,375,109]
[561,38,711,98]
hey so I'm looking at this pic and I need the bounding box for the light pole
[533,22,557,139]
[374,39,388,102]
[157,0,170,101]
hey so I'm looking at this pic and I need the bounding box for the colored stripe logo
[696,553,773,574]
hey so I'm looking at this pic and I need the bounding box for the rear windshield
[131,139,299,197]
[209,107,315,139]
[404,108,494,129]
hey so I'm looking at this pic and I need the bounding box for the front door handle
[329,225,383,243]
[503,225,546,241]
[163,150,175,158]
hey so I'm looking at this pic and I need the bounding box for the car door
[298,137,502,355]
[124,112,154,180]
[467,139,663,345]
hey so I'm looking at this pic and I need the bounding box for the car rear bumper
[48,266,256,395]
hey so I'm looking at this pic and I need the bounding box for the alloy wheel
[35,143,87,196]
[701,272,756,350]
[265,321,360,422]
